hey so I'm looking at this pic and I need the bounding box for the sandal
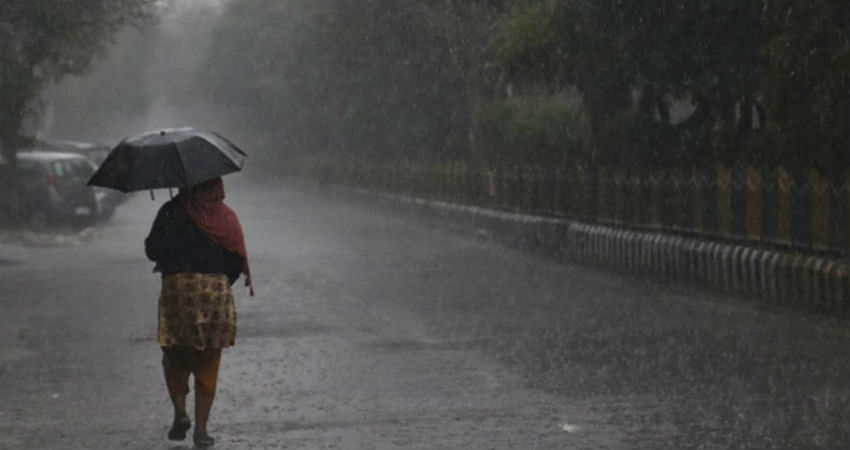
[167,416,191,441]
[193,431,215,448]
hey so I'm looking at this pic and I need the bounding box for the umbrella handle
[150,189,155,201]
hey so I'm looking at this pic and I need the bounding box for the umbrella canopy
[87,127,247,193]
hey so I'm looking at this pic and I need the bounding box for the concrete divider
[328,185,850,320]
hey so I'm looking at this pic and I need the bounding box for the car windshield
[50,159,94,179]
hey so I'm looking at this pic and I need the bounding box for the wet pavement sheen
[1,178,848,449]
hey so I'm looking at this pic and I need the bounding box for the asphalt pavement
[1,177,848,449]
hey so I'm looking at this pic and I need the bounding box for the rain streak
[1,1,849,449]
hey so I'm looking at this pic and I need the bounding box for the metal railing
[305,158,850,257]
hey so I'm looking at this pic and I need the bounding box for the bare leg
[171,394,188,421]
[163,362,191,413]
[162,351,192,440]
[194,387,215,435]
[192,349,221,447]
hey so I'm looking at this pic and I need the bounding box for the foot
[167,415,191,441]
[193,431,215,448]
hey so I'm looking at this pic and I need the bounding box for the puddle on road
[560,422,581,433]
[0,227,97,247]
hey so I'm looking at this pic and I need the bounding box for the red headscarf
[180,178,254,295]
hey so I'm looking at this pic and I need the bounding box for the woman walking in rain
[145,177,252,447]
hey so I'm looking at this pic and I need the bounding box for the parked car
[39,139,111,166]
[6,150,101,228]
[38,139,125,218]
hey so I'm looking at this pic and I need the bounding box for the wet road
[1,178,848,449]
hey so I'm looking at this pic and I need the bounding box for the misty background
[36,0,472,172]
[38,1,233,149]
[5,0,849,257]
[2,2,850,449]
[23,0,850,175]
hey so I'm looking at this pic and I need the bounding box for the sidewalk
[319,183,850,320]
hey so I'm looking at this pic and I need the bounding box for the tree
[499,0,850,171]
[498,0,767,167]
[760,0,850,172]
[414,0,510,162]
[38,25,159,144]
[0,0,156,164]
[200,0,474,164]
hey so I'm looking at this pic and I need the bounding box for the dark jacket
[145,198,243,285]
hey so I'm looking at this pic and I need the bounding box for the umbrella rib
[174,141,191,188]
[128,145,140,192]
[211,131,247,157]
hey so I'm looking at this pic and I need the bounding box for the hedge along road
[0,176,847,450]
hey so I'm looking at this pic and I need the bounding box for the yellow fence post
[776,167,793,246]
[810,169,828,251]
[716,166,732,238]
[746,167,762,242]
[691,169,705,233]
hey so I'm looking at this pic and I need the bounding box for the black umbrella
[87,127,247,193]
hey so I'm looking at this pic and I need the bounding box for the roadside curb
[326,184,850,320]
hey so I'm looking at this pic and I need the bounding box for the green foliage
[2,0,848,176]
[760,0,850,172]
[495,2,558,85]
[40,26,159,143]
[479,89,587,167]
[0,0,156,162]
[498,0,768,167]
[198,0,850,171]
[495,0,850,170]
[200,0,473,164]
[414,0,510,160]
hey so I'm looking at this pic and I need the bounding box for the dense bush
[192,0,850,173]
[498,0,850,170]
[479,89,587,167]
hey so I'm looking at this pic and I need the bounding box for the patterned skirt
[158,273,237,350]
